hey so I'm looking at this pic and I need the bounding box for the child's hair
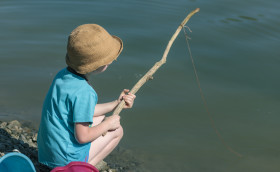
[66,24,123,74]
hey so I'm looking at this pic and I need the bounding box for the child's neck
[67,66,88,81]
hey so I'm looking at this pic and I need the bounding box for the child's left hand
[118,89,136,109]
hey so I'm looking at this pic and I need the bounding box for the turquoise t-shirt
[37,68,98,168]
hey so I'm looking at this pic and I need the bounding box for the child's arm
[75,89,135,144]
[74,115,120,144]
[94,100,119,117]
[94,89,136,117]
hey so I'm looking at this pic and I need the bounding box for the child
[37,24,136,169]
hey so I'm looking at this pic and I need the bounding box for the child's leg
[88,115,123,166]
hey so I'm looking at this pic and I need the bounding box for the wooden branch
[114,8,200,116]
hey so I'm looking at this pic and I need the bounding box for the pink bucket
[51,161,99,172]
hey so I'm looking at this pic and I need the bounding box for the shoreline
[0,120,143,172]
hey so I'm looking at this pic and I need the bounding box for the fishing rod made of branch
[112,8,200,116]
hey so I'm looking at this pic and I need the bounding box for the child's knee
[118,126,124,138]
[114,125,123,139]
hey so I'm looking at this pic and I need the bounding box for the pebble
[7,120,21,129]
[96,160,109,171]
[32,133,38,142]
[0,122,7,128]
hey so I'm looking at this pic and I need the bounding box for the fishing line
[183,26,243,157]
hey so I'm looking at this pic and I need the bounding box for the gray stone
[96,160,110,171]
[7,120,21,129]
[12,149,20,153]
[0,143,5,150]
[20,134,28,143]
[23,127,31,133]
[6,139,12,144]
[30,150,37,158]
[13,145,19,150]
[29,142,37,148]
[12,138,18,144]
[5,128,12,135]
[22,143,29,148]
[12,135,19,140]
[0,122,7,128]
[28,139,32,143]
[32,133,38,142]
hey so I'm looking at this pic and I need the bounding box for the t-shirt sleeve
[72,85,97,123]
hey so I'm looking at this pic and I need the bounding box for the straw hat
[66,24,123,74]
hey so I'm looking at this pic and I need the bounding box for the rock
[0,143,5,150]
[28,139,32,143]
[32,133,38,142]
[13,145,20,150]
[14,125,19,130]
[96,160,110,171]
[12,149,20,153]
[20,135,28,143]
[23,127,31,133]
[11,138,18,144]
[0,122,7,128]
[6,139,12,144]
[5,128,12,135]
[29,142,37,148]
[7,120,21,129]
[30,150,38,158]
[22,142,29,148]
[10,134,17,139]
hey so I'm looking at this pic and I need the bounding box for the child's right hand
[104,115,121,131]
[118,89,136,109]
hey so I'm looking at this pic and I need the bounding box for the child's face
[91,62,112,75]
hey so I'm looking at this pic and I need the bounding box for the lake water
[1,0,280,171]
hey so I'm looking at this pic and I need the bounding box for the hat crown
[66,24,123,74]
